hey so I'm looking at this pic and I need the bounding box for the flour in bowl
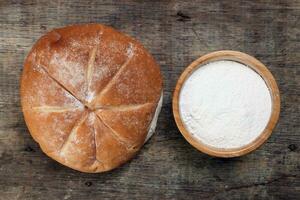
[179,60,272,149]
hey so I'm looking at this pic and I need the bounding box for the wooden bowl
[173,50,280,157]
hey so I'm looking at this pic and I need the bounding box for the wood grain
[173,50,281,157]
[0,0,299,199]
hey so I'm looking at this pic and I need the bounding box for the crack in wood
[224,174,298,192]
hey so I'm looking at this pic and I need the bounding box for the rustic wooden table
[0,1,299,199]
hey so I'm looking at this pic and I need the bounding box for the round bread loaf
[20,24,163,173]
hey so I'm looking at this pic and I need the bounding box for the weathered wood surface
[0,0,299,199]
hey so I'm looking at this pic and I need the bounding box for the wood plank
[0,0,299,199]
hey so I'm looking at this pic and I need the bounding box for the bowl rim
[172,50,280,157]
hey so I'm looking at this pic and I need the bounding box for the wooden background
[0,0,299,199]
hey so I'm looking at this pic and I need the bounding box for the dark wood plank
[0,0,299,199]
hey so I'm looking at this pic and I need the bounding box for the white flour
[179,60,272,149]
[145,92,163,142]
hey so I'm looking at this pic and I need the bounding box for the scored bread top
[20,24,163,173]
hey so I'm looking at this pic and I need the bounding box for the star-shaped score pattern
[21,27,162,172]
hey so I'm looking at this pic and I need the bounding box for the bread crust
[20,24,163,172]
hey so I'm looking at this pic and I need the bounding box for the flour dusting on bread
[21,24,162,173]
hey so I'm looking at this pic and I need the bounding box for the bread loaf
[20,24,163,172]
